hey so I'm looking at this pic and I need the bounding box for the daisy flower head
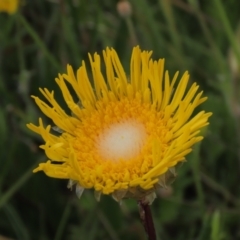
[27,46,212,203]
[0,0,19,14]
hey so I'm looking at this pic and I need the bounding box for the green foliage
[0,0,240,239]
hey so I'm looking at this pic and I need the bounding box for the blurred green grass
[0,0,240,239]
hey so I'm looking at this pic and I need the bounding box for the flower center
[96,120,147,161]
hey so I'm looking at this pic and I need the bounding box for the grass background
[0,0,240,239]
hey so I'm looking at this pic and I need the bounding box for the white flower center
[97,120,147,161]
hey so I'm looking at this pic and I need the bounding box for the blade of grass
[158,0,183,54]
[3,203,30,240]
[197,213,211,240]
[18,14,61,71]
[211,210,222,240]
[187,0,227,72]
[97,210,120,240]
[189,142,204,208]
[0,158,42,209]
[0,138,17,188]
[212,0,240,64]
[188,0,233,109]
[201,172,240,206]
[54,200,72,240]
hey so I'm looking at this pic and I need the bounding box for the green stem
[125,17,138,46]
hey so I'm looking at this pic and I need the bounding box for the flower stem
[138,200,157,240]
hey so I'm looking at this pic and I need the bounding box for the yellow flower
[27,46,211,203]
[0,0,18,14]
